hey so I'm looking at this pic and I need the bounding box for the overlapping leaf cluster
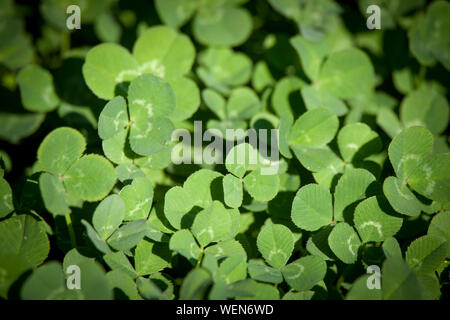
[0,0,449,300]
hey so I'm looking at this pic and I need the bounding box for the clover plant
[0,0,449,301]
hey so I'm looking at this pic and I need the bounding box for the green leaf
[202,88,226,120]
[128,74,175,156]
[92,194,126,240]
[0,17,33,69]
[201,253,219,277]
[154,0,197,28]
[256,223,294,269]
[0,215,49,268]
[291,183,332,231]
[225,208,240,239]
[428,211,450,256]
[21,262,75,300]
[345,274,383,300]
[328,222,361,264]
[107,220,148,251]
[94,12,121,43]
[183,169,223,209]
[269,0,343,41]
[197,47,252,94]
[0,253,29,299]
[206,118,247,141]
[134,239,171,276]
[98,96,129,140]
[37,127,86,176]
[382,256,422,300]
[204,240,247,260]
[278,112,293,159]
[81,219,111,255]
[232,279,280,300]
[0,113,45,144]
[376,108,403,139]
[192,200,232,247]
[144,221,168,242]
[216,255,247,284]
[169,229,201,264]
[405,235,448,275]
[225,142,258,178]
[417,274,441,300]
[312,159,345,190]
[408,153,450,202]
[271,76,306,117]
[4,0,450,302]
[101,130,135,165]
[179,268,212,300]
[301,85,348,116]
[409,1,450,70]
[382,237,403,260]
[252,61,275,92]
[57,101,97,130]
[0,151,10,176]
[392,68,414,95]
[223,174,243,208]
[120,177,153,221]
[283,290,315,300]
[388,126,433,180]
[104,251,138,279]
[63,154,117,202]
[115,164,145,183]
[82,43,139,100]
[227,87,261,120]
[39,172,70,216]
[290,35,328,81]
[337,123,381,163]
[247,259,283,284]
[164,186,194,230]
[243,169,280,202]
[333,168,376,222]
[136,274,174,300]
[193,6,252,47]
[133,26,195,79]
[0,177,13,218]
[62,249,113,300]
[168,76,200,122]
[306,225,336,261]
[17,64,59,112]
[383,176,423,217]
[137,145,174,170]
[354,197,403,243]
[148,272,175,300]
[281,255,327,291]
[289,108,338,147]
[317,48,375,99]
[291,145,343,173]
[106,270,141,300]
[400,87,449,136]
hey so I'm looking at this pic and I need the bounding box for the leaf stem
[61,32,71,57]
[416,65,426,88]
[65,213,77,248]
[196,248,204,268]
[335,274,345,291]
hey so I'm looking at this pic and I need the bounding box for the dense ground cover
[0,0,449,300]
